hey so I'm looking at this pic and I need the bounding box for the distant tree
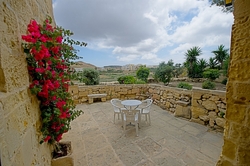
[173,63,184,78]
[136,65,150,82]
[212,45,229,69]
[208,57,219,69]
[154,62,173,85]
[211,0,233,13]
[82,69,100,85]
[184,46,202,78]
[197,58,207,72]
[166,59,174,67]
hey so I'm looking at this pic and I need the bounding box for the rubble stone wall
[69,84,226,130]
[0,0,54,165]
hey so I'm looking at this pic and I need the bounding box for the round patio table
[121,100,142,111]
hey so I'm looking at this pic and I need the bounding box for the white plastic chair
[138,99,153,125]
[121,109,140,136]
[110,99,126,123]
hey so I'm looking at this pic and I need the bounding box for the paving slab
[62,101,223,166]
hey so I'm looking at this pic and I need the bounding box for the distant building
[103,65,122,70]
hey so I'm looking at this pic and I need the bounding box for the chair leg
[135,122,138,137]
[148,113,151,125]
[114,113,116,123]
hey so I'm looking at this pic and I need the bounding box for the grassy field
[99,70,136,82]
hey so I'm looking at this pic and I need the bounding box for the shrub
[202,80,215,89]
[21,17,85,144]
[82,69,100,85]
[221,78,227,85]
[203,69,220,81]
[177,82,192,90]
[134,79,146,84]
[117,75,136,84]
[136,66,150,82]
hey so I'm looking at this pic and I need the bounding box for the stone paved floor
[62,102,224,166]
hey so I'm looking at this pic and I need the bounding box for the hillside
[71,61,96,69]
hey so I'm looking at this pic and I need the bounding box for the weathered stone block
[191,106,207,119]
[199,115,209,122]
[79,91,88,97]
[209,95,220,101]
[190,118,204,125]
[174,105,191,119]
[68,85,78,95]
[208,111,217,120]
[202,100,217,111]
[222,139,236,160]
[176,100,189,107]
[215,118,225,128]
[226,104,246,123]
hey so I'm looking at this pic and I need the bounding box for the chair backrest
[141,99,153,113]
[110,99,123,112]
[122,109,140,122]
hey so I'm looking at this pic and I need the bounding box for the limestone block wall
[69,84,226,129]
[191,88,226,130]
[0,0,54,165]
[217,0,250,165]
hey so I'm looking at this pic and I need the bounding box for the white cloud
[53,0,233,66]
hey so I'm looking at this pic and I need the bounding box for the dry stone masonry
[69,84,226,131]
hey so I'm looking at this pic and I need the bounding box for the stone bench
[87,93,107,104]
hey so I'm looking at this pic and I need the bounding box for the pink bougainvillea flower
[39,35,47,42]
[28,20,40,33]
[51,95,57,101]
[46,23,53,32]
[59,111,67,119]
[44,135,51,142]
[47,60,52,65]
[56,100,66,109]
[56,134,63,142]
[56,36,63,43]
[35,68,45,73]
[51,46,60,54]
[22,17,84,144]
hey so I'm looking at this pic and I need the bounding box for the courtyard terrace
[62,102,223,166]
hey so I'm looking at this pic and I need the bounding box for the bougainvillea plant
[22,17,86,144]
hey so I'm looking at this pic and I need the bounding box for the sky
[52,0,233,67]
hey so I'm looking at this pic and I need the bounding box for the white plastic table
[121,100,142,111]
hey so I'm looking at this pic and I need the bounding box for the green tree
[211,0,233,13]
[197,58,207,72]
[184,46,202,78]
[212,44,229,69]
[136,65,150,82]
[208,57,219,69]
[82,69,100,85]
[154,62,173,85]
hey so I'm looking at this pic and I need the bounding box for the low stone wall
[191,88,226,131]
[69,84,226,130]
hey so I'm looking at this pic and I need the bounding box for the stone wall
[191,88,226,131]
[0,0,54,165]
[217,0,250,165]
[69,84,226,130]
